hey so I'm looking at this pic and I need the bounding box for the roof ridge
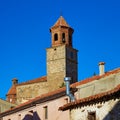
[59,83,120,111]
[71,67,120,87]
[0,87,66,116]
[51,16,70,28]
[18,76,47,86]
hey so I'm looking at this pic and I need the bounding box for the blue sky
[0,0,120,99]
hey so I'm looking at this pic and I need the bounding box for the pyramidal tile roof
[52,16,70,28]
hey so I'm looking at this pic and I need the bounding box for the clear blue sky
[0,0,120,99]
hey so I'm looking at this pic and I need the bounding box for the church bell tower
[46,16,78,90]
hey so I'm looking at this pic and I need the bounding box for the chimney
[12,78,18,86]
[99,62,105,75]
[64,77,75,102]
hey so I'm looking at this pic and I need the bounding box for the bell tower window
[62,33,65,43]
[69,34,72,42]
[54,33,58,41]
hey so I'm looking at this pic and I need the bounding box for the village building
[59,65,120,120]
[0,87,71,120]
[6,16,78,105]
[0,16,120,120]
[1,64,120,120]
[0,99,16,113]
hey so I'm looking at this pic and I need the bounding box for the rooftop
[59,83,120,111]
[7,76,47,95]
[51,16,70,29]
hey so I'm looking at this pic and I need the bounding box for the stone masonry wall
[46,45,66,91]
[17,81,49,104]
[76,72,120,99]
[70,99,120,120]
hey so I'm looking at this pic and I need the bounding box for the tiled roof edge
[71,68,120,87]
[0,87,66,118]
[59,83,120,111]
[17,76,47,86]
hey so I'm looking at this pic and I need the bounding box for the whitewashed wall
[70,99,120,120]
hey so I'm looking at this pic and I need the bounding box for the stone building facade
[6,16,78,104]
[1,65,120,120]
[47,16,78,89]
[59,67,120,120]
[0,87,70,120]
[16,76,49,104]
[0,99,16,113]
[2,16,120,120]
[69,99,120,120]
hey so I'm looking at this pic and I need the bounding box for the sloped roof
[7,76,47,95]
[3,68,120,116]
[7,85,16,95]
[0,87,66,117]
[51,16,70,28]
[59,68,120,111]
[59,84,120,111]
[18,76,47,86]
[71,68,120,88]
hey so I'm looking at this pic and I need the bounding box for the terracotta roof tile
[51,16,70,28]
[7,85,16,95]
[4,68,120,115]
[59,68,120,111]
[59,83,120,111]
[17,76,47,86]
[0,87,66,116]
[71,68,120,88]
[7,76,47,96]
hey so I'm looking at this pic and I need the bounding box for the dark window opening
[44,106,48,119]
[64,98,69,104]
[29,110,33,113]
[54,33,58,41]
[62,33,65,43]
[70,52,74,59]
[69,35,72,45]
[88,112,96,120]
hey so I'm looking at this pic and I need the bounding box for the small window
[54,33,58,41]
[88,111,96,120]
[44,106,48,119]
[69,35,72,45]
[64,98,69,104]
[62,33,65,43]
[18,114,21,120]
[29,110,33,113]
[70,52,74,59]
[69,35,72,41]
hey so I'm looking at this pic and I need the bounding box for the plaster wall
[17,81,49,104]
[70,99,120,120]
[77,72,120,99]
[0,99,16,113]
[2,96,70,120]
